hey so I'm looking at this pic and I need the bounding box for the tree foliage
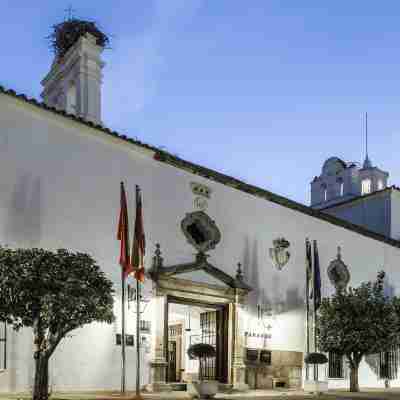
[304,352,328,365]
[317,271,400,392]
[188,343,216,360]
[0,247,115,400]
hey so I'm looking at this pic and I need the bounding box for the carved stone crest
[193,196,208,211]
[327,247,350,292]
[269,238,290,271]
[181,211,221,253]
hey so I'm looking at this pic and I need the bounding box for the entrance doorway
[166,297,229,384]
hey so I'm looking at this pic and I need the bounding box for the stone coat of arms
[327,247,350,293]
[269,238,291,271]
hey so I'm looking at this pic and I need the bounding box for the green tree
[317,271,400,392]
[0,247,115,400]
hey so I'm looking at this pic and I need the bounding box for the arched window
[361,179,372,195]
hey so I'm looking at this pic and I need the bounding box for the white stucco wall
[1,93,400,391]
[324,192,392,238]
[390,191,400,241]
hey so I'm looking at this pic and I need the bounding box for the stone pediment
[175,270,231,288]
[148,244,252,292]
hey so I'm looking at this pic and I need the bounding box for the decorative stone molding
[181,211,221,253]
[147,244,252,391]
[193,196,208,211]
[327,246,350,293]
[190,182,212,198]
[269,237,291,271]
[149,244,252,292]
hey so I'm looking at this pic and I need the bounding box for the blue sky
[2,1,400,204]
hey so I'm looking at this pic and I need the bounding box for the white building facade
[1,29,400,394]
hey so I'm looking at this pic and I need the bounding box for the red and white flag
[117,182,134,277]
[132,185,146,282]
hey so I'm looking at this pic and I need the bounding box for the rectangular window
[361,179,371,195]
[379,348,398,380]
[328,352,343,379]
[0,322,6,370]
[116,333,134,347]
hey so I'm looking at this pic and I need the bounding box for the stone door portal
[147,244,252,392]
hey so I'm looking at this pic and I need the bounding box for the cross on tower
[64,5,76,21]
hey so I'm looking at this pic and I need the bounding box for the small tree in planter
[187,343,217,399]
[317,271,400,392]
[0,247,115,400]
[304,352,328,390]
[304,352,328,366]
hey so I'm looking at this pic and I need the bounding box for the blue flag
[306,239,312,299]
[313,240,321,310]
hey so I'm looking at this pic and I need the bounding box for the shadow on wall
[4,174,42,247]
[242,236,304,319]
[365,353,380,379]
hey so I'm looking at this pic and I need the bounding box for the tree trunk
[349,363,359,392]
[33,354,49,400]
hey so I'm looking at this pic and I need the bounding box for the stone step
[168,383,187,391]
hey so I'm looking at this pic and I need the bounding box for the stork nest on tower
[48,19,110,59]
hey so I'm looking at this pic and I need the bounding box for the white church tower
[41,19,106,124]
[311,114,389,209]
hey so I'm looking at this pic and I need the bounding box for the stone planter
[304,379,328,394]
[189,380,219,399]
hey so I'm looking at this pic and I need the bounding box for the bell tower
[41,18,108,125]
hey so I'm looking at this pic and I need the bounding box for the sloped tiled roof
[1,84,400,249]
[321,186,400,211]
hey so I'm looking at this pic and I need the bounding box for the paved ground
[2,389,400,400]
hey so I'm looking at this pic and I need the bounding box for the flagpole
[118,181,134,395]
[313,240,318,381]
[133,184,144,399]
[121,269,126,393]
[305,239,310,381]
[136,279,141,397]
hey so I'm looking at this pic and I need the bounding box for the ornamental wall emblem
[181,211,221,253]
[269,238,290,271]
[327,246,350,293]
[194,196,208,211]
[190,182,212,198]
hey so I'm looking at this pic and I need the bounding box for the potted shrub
[304,352,329,394]
[187,343,218,399]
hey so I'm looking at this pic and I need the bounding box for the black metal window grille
[379,347,399,380]
[0,322,6,370]
[200,311,216,380]
[140,320,151,333]
[115,333,134,347]
[328,352,343,379]
[260,350,272,365]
